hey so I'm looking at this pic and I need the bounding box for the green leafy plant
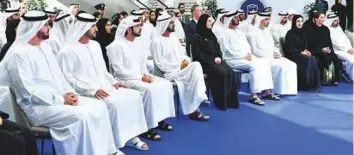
[27,0,47,11]
[202,0,217,19]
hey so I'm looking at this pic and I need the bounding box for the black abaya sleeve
[285,31,303,58]
[192,35,216,65]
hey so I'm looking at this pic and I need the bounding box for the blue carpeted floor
[38,83,353,155]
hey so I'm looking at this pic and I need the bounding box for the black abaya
[192,33,238,110]
[285,15,321,90]
[306,23,341,84]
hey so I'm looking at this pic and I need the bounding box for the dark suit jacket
[185,20,197,44]
[185,20,197,56]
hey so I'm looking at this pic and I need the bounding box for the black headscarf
[95,18,114,44]
[290,15,304,33]
[196,14,216,40]
[111,13,121,26]
[5,18,20,42]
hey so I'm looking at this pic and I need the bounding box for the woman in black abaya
[95,18,115,71]
[191,14,238,111]
[306,12,341,85]
[285,15,321,91]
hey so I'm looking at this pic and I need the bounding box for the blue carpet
[39,83,353,155]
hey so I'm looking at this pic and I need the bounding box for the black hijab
[111,13,121,26]
[5,18,20,42]
[95,18,114,45]
[196,14,216,40]
[290,15,304,33]
[95,18,114,70]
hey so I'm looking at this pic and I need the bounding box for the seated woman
[95,18,114,71]
[306,11,341,86]
[191,14,238,111]
[285,15,321,91]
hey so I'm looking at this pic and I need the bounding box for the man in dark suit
[185,4,203,56]
[0,111,38,155]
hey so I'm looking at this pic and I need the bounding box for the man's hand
[0,117,3,127]
[64,92,78,106]
[348,49,354,55]
[112,83,128,89]
[180,59,189,69]
[322,47,331,53]
[214,57,222,64]
[142,74,153,83]
[95,89,109,99]
[273,52,281,59]
[244,53,252,61]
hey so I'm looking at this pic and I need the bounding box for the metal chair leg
[41,138,44,155]
[52,142,56,155]
[176,91,180,120]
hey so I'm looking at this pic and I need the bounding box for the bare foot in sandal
[127,137,149,151]
[140,129,162,141]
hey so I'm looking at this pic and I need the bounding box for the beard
[280,19,287,24]
[332,23,339,27]
[180,10,185,14]
[38,31,49,40]
[231,19,239,26]
[133,30,141,37]
[166,26,175,32]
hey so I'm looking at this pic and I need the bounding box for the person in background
[120,11,128,18]
[315,0,329,12]
[112,13,123,35]
[331,0,347,30]
[0,111,38,155]
[185,4,203,56]
[178,2,186,23]
[94,3,105,16]
[95,18,114,70]
[93,11,102,20]
[149,10,157,27]
[0,17,19,61]
[44,9,56,28]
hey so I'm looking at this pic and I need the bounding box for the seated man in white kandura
[3,11,118,155]
[248,12,298,96]
[107,16,176,142]
[151,12,210,121]
[57,13,150,154]
[324,13,354,81]
[220,11,276,105]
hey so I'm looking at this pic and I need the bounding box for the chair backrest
[153,63,164,78]
[279,37,286,56]
[9,89,31,128]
